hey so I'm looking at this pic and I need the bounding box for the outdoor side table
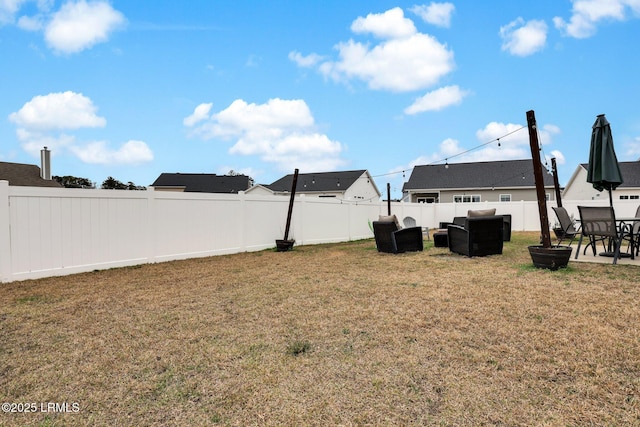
[433,230,449,247]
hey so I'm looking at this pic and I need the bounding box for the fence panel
[3,182,638,283]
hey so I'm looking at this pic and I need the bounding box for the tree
[101,176,146,190]
[227,170,255,187]
[53,175,95,188]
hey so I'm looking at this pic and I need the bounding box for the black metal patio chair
[575,206,632,264]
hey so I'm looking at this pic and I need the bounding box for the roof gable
[267,170,368,193]
[580,161,640,188]
[151,173,251,193]
[403,159,555,191]
[0,161,62,187]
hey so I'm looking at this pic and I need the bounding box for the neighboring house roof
[0,161,62,187]
[266,170,374,193]
[579,161,640,188]
[151,173,252,193]
[403,159,555,191]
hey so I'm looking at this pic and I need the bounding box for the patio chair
[451,213,511,241]
[447,215,504,257]
[552,206,579,246]
[622,205,640,256]
[575,206,632,264]
[373,220,423,254]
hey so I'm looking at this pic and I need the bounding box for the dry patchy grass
[1,232,639,426]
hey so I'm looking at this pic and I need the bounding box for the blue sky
[1,0,639,197]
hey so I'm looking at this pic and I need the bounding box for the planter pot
[528,245,572,270]
[275,239,295,252]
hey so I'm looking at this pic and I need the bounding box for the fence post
[238,191,246,251]
[146,187,156,263]
[0,181,11,282]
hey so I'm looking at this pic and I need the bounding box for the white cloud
[548,150,566,166]
[296,7,455,94]
[0,0,27,24]
[351,7,416,39]
[70,140,153,165]
[17,14,44,30]
[183,103,212,127]
[45,0,125,54]
[554,0,640,38]
[500,18,548,56]
[404,85,469,115]
[15,128,76,157]
[9,91,153,166]
[410,2,455,28]
[322,33,454,92]
[288,51,324,68]
[185,98,346,172]
[9,91,106,130]
[407,121,564,170]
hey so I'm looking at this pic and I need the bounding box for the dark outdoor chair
[501,214,512,242]
[447,216,504,257]
[575,206,632,264]
[452,214,511,241]
[372,221,423,254]
[552,206,579,246]
[622,205,640,256]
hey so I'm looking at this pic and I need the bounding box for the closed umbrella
[586,114,623,206]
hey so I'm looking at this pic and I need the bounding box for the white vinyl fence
[2,180,638,283]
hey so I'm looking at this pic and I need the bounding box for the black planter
[528,245,572,270]
[275,239,295,252]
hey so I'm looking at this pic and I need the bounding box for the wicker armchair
[372,221,423,254]
[452,214,511,242]
[447,216,504,257]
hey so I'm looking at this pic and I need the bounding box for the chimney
[40,146,51,180]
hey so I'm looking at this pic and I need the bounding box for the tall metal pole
[527,110,552,248]
[551,157,562,208]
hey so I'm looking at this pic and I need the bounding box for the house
[562,161,640,201]
[247,169,381,201]
[151,173,253,193]
[402,159,556,203]
[0,161,61,188]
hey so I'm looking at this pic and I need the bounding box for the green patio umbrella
[586,114,623,206]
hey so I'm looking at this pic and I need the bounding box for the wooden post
[551,157,562,208]
[526,110,552,248]
[387,183,391,216]
[283,168,299,241]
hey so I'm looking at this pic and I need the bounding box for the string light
[369,125,526,178]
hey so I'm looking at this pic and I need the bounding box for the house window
[454,195,481,203]
[619,195,639,200]
[417,197,436,203]
[499,194,511,202]
[620,195,629,200]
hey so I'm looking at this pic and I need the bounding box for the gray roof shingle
[267,170,367,193]
[580,161,640,188]
[151,173,252,193]
[403,159,555,191]
[0,161,62,187]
